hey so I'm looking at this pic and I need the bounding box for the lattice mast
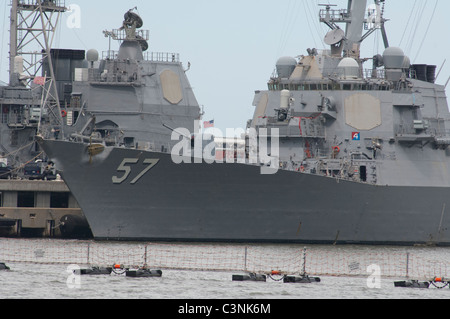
[9,0,67,134]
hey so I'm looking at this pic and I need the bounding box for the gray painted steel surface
[34,2,450,245]
[39,139,450,245]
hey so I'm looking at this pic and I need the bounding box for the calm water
[1,264,449,300]
[1,239,450,301]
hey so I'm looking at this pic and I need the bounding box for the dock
[0,179,91,238]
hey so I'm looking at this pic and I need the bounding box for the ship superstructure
[251,0,450,188]
[63,9,200,152]
[1,2,200,168]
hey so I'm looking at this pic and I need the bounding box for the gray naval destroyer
[39,0,450,245]
[1,1,199,170]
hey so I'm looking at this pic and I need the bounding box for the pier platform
[0,180,92,238]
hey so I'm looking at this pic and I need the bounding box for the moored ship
[39,0,450,245]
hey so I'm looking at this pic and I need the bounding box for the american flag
[203,120,214,128]
[33,76,46,86]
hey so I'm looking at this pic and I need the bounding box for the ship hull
[40,139,450,245]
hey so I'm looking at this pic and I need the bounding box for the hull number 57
[112,158,160,185]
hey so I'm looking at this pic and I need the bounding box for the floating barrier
[75,264,163,278]
[0,262,10,270]
[284,275,321,284]
[429,277,450,289]
[75,267,113,276]
[232,273,267,282]
[111,264,128,275]
[233,270,321,284]
[2,239,450,284]
[232,246,323,284]
[126,269,162,278]
[267,270,287,282]
[281,247,321,283]
[394,277,450,289]
[71,264,163,278]
[394,280,430,289]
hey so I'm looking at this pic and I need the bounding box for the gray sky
[1,0,449,132]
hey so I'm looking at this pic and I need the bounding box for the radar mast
[320,0,388,58]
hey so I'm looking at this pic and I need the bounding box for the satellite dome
[338,57,359,68]
[402,56,411,69]
[276,56,297,79]
[87,49,99,62]
[338,57,360,78]
[383,47,405,69]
